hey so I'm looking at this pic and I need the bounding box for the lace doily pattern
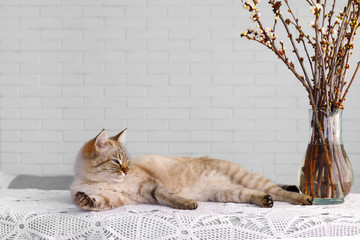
[0,189,360,239]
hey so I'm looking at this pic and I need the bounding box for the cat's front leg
[74,191,97,210]
[153,187,198,210]
[73,191,125,211]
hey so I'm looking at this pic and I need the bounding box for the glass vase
[298,108,354,204]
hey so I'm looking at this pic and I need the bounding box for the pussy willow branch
[278,14,313,90]
[284,0,315,76]
[340,61,360,103]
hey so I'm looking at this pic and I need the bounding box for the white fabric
[0,189,359,240]
[0,171,16,189]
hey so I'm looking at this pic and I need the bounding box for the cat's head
[75,129,130,182]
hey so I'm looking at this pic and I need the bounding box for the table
[0,189,359,239]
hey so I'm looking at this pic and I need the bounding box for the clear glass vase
[298,108,354,204]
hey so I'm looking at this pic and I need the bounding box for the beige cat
[71,129,312,211]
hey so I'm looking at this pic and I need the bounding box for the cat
[70,129,313,211]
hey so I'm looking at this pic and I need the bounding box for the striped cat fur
[71,129,312,211]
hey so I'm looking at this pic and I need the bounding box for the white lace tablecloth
[0,189,360,240]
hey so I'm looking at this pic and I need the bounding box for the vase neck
[308,108,343,145]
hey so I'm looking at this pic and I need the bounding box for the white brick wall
[0,0,359,193]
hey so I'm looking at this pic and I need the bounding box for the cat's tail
[278,184,300,193]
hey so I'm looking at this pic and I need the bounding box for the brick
[105,40,147,51]
[191,109,232,120]
[84,75,125,86]
[63,109,104,120]
[63,86,104,97]
[126,52,167,62]
[212,120,256,131]
[147,109,189,120]
[42,97,82,108]
[62,40,101,51]
[62,18,103,29]
[191,63,232,74]
[0,7,39,17]
[191,40,232,51]
[148,17,189,28]
[234,109,276,120]
[191,17,232,28]
[42,120,82,130]
[234,131,275,142]
[1,97,40,108]
[148,86,189,97]
[0,131,20,142]
[170,120,211,130]
[126,6,166,16]
[85,97,126,108]
[21,63,60,73]
[170,52,210,62]
[2,142,41,152]
[127,97,168,108]
[105,63,147,73]
[42,142,81,153]
[21,153,61,164]
[21,40,60,51]
[148,40,189,51]
[148,63,189,74]
[20,17,60,28]
[0,109,19,119]
[169,143,211,154]
[2,164,41,175]
[168,6,209,16]
[0,52,37,62]
[0,40,19,51]
[41,30,82,40]
[212,143,254,153]
[212,97,252,108]
[191,86,232,97]
[63,63,103,73]
[21,131,62,142]
[105,109,145,119]
[62,0,103,5]
[127,143,169,155]
[41,52,81,62]
[0,30,39,39]
[105,17,146,28]
[19,0,60,5]
[191,131,232,142]
[169,29,211,40]
[83,6,124,16]
[170,75,211,85]
[0,18,19,28]
[169,97,210,108]
[127,120,168,130]
[148,131,189,142]
[40,7,81,17]
[21,108,61,119]
[84,29,125,39]
[41,75,82,86]
[84,120,127,131]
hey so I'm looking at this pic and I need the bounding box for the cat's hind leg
[153,186,198,210]
[208,184,273,208]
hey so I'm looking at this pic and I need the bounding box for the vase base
[312,198,344,205]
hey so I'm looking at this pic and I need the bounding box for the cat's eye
[112,159,121,165]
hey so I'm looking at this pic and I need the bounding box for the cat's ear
[113,128,127,145]
[94,129,108,151]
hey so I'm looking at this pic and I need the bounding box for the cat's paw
[261,194,273,208]
[177,200,198,210]
[74,191,96,210]
[298,194,313,205]
[252,194,273,208]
